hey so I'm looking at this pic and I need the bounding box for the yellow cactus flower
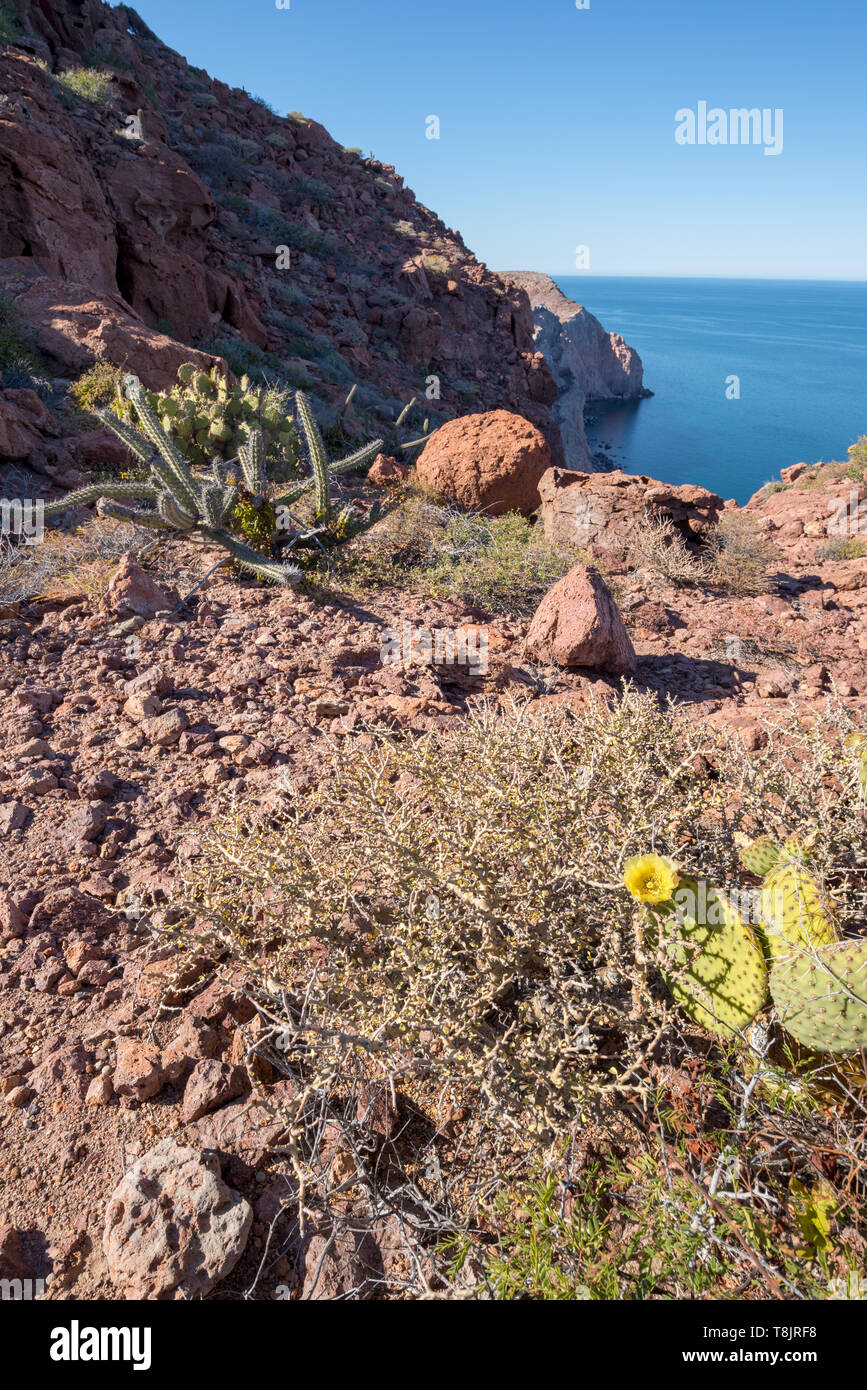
[623,854,679,905]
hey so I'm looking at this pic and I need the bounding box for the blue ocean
[553,276,867,504]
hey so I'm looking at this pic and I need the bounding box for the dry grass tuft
[0,518,150,604]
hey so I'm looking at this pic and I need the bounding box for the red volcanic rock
[0,51,118,292]
[181,1059,247,1124]
[103,142,217,340]
[0,265,227,391]
[0,388,60,460]
[66,427,136,473]
[525,565,636,675]
[538,466,723,552]
[106,555,171,619]
[416,410,551,516]
[367,453,409,487]
[112,1037,166,1103]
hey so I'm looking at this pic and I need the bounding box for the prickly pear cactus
[738,835,780,878]
[770,939,867,1053]
[148,364,300,474]
[780,832,817,863]
[657,877,768,1038]
[759,862,840,963]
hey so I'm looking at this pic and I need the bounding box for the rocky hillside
[500,271,646,468]
[0,0,566,452]
[1,441,866,1298]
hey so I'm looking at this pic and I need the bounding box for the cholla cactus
[283,388,383,525]
[44,377,387,581]
[45,375,300,585]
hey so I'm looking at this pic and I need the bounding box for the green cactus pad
[770,940,867,1053]
[781,833,815,863]
[740,835,780,878]
[760,863,840,963]
[658,877,769,1038]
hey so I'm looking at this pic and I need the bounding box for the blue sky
[134,0,866,280]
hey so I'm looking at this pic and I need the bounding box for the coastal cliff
[499,271,646,469]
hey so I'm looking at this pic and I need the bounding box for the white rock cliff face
[500,272,645,469]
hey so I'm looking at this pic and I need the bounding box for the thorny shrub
[705,511,784,595]
[167,692,867,1296]
[632,511,707,586]
[633,510,783,597]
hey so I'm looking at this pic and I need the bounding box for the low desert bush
[849,435,867,470]
[329,494,574,615]
[821,536,867,561]
[67,360,126,414]
[168,693,867,1296]
[705,510,782,595]
[632,511,707,585]
[53,66,116,106]
[0,2,21,41]
[0,518,150,604]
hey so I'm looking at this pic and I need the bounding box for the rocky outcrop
[0,260,226,390]
[538,466,723,554]
[416,409,551,516]
[0,387,60,460]
[499,272,645,469]
[525,565,637,674]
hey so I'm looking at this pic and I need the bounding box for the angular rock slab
[526,564,636,675]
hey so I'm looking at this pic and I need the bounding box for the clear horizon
[135,0,867,282]
[509,273,867,284]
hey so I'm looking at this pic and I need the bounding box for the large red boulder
[416,410,551,516]
[525,565,636,675]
